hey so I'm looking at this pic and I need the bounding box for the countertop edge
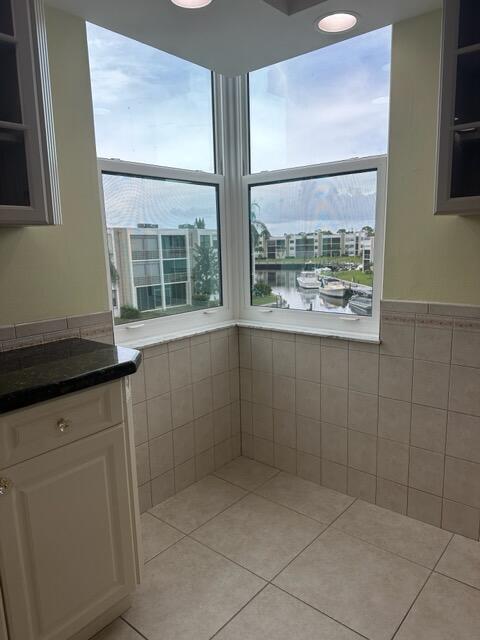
[0,344,141,415]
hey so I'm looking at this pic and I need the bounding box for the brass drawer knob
[0,478,12,496]
[56,418,71,434]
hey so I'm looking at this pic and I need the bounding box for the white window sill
[235,320,380,344]
[115,317,380,349]
[116,319,238,349]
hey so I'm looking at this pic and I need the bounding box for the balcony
[131,250,160,261]
[164,272,188,284]
[162,249,187,259]
[133,275,162,286]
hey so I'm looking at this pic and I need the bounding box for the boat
[318,277,347,298]
[315,267,333,277]
[296,271,319,289]
[349,294,373,316]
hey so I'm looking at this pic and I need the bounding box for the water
[255,269,361,315]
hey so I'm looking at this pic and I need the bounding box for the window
[249,27,391,173]
[90,22,389,344]
[130,235,159,260]
[87,23,214,172]
[101,172,222,326]
[162,235,187,259]
[132,261,161,286]
[88,25,229,342]
[249,169,378,317]
[137,286,163,312]
[242,27,391,340]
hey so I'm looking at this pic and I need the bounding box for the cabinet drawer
[0,382,123,468]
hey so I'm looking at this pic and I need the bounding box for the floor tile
[273,528,429,640]
[395,573,480,640]
[215,585,363,640]
[149,475,246,533]
[255,471,354,524]
[140,513,184,563]
[124,537,264,640]
[435,534,480,589]
[92,619,144,639]
[192,493,324,579]
[214,456,279,491]
[333,500,451,568]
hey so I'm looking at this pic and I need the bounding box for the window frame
[238,157,386,341]
[93,46,388,345]
[96,75,234,347]
[238,73,387,341]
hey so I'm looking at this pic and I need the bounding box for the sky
[251,171,377,237]
[102,172,218,230]
[87,23,391,234]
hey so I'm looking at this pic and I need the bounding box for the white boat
[349,294,372,316]
[319,277,347,298]
[296,271,319,289]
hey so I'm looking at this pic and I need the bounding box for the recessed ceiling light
[171,0,213,8]
[316,12,358,34]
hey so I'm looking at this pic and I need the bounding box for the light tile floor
[94,457,480,640]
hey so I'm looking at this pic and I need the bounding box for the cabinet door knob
[56,418,71,434]
[0,478,12,496]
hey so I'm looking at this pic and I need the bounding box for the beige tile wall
[0,311,114,350]
[128,301,480,540]
[130,327,240,513]
[239,302,480,541]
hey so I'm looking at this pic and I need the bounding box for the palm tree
[250,201,271,256]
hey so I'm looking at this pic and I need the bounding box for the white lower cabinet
[0,417,137,640]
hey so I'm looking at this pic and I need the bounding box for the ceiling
[46,0,441,76]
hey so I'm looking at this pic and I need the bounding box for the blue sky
[86,23,214,173]
[87,24,390,233]
[250,26,392,172]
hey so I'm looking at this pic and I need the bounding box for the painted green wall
[383,10,480,304]
[0,8,109,325]
[1,8,479,326]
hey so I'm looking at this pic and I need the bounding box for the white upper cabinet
[0,0,61,225]
[436,0,480,214]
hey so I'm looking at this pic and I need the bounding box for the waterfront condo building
[107,227,218,317]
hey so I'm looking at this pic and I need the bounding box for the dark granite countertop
[0,338,142,414]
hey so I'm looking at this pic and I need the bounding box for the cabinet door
[0,586,8,640]
[0,0,61,225]
[436,0,480,214]
[0,425,136,640]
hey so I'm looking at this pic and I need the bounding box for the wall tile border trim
[0,311,114,351]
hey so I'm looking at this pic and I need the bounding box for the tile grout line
[149,469,460,573]
[120,617,150,640]
[148,486,248,537]
[189,533,271,582]
[136,468,480,640]
[433,568,480,594]
[326,525,450,573]
[203,490,371,640]
[272,583,371,640]
[390,569,433,640]
[208,584,270,640]
[440,330,454,532]
[143,533,186,566]
[390,530,454,640]
[202,494,373,640]
[268,495,359,584]
[148,462,281,539]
